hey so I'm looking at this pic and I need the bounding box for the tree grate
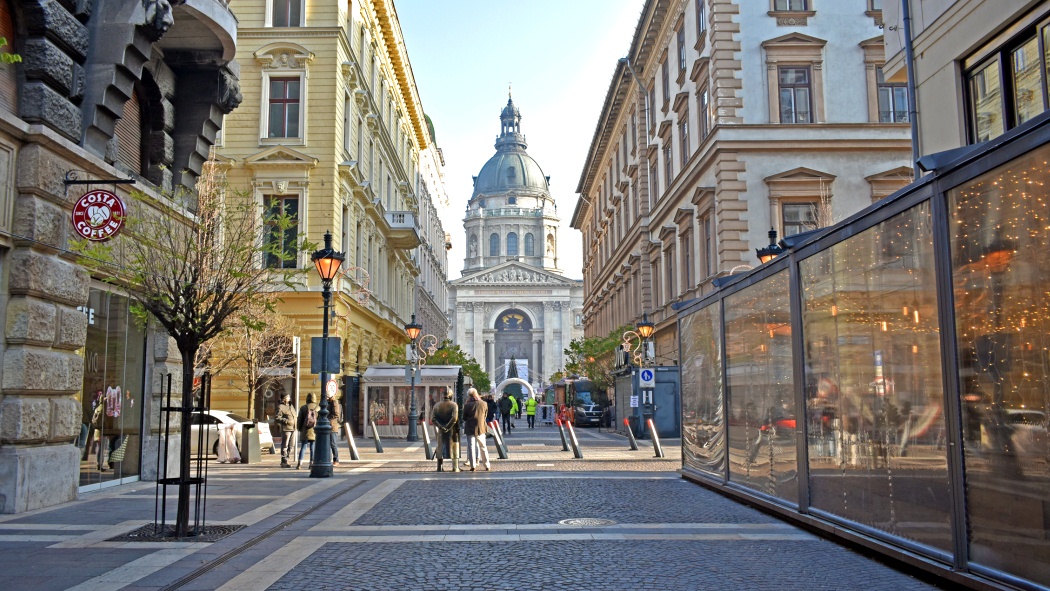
[108,523,245,543]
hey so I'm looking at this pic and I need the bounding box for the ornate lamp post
[623,313,655,436]
[404,314,423,442]
[309,231,344,478]
[756,227,784,264]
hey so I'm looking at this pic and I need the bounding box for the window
[272,0,302,27]
[696,0,707,38]
[773,0,807,10]
[264,196,299,269]
[677,26,686,75]
[356,118,363,160]
[779,67,812,123]
[698,87,710,140]
[650,155,660,198]
[782,202,818,237]
[664,142,673,185]
[114,88,144,174]
[679,111,690,167]
[507,232,518,256]
[1011,37,1042,126]
[700,214,713,278]
[648,86,657,129]
[666,249,676,298]
[869,0,882,10]
[341,205,350,255]
[268,77,301,138]
[661,59,670,105]
[508,196,516,205]
[489,233,500,256]
[969,59,1004,142]
[343,95,352,154]
[631,112,638,151]
[524,233,535,256]
[681,230,693,290]
[876,67,908,122]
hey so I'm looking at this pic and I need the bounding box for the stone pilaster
[710,0,743,124]
[714,152,749,269]
[139,331,182,481]
[542,302,554,381]
[472,302,484,368]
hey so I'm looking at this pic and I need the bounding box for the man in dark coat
[295,393,318,470]
[276,394,297,468]
[498,393,514,435]
[431,389,459,472]
[326,391,342,466]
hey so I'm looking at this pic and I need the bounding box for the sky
[396,0,642,280]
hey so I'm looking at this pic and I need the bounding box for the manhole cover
[558,518,616,527]
[108,523,245,543]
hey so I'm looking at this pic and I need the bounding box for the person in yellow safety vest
[509,395,519,429]
[525,396,538,429]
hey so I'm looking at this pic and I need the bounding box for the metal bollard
[565,420,584,459]
[647,418,665,458]
[344,422,361,461]
[422,420,434,460]
[556,419,570,452]
[489,421,509,459]
[370,421,384,453]
[623,418,639,451]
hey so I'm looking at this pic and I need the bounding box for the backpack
[304,406,317,430]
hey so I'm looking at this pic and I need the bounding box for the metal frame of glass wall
[678,113,1050,591]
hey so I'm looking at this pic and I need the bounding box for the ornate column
[542,302,554,382]
[532,339,541,382]
[472,302,485,366]
[559,301,572,376]
[485,340,495,384]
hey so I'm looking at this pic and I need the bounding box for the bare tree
[74,157,307,537]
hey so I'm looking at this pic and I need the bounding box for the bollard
[422,420,434,460]
[344,422,361,461]
[565,420,584,459]
[623,418,639,451]
[488,421,508,459]
[370,421,384,453]
[647,418,665,458]
[556,419,570,452]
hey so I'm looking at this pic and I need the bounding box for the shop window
[948,143,1050,584]
[507,232,518,256]
[725,270,797,501]
[264,195,299,269]
[779,67,812,123]
[680,302,724,475]
[800,202,950,552]
[271,0,303,27]
[876,67,908,122]
[489,232,500,256]
[524,232,535,256]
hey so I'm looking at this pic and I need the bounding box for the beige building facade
[218,0,444,424]
[572,0,912,360]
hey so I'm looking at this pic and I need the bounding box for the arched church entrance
[494,308,533,371]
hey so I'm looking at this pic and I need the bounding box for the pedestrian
[463,388,491,471]
[510,395,519,426]
[295,393,318,470]
[498,392,514,435]
[525,395,538,428]
[431,388,459,472]
[484,393,497,425]
[326,391,341,466]
[515,395,523,419]
[276,393,297,468]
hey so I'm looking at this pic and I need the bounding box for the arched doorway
[494,308,534,381]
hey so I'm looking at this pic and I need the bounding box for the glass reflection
[725,271,797,502]
[801,202,951,551]
[949,145,1050,585]
[680,302,725,476]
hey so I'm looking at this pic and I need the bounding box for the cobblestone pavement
[0,426,946,590]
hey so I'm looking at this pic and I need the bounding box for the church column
[559,302,572,376]
[532,339,541,384]
[485,340,494,385]
[472,302,484,370]
[455,303,468,357]
[542,302,554,384]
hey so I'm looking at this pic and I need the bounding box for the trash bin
[241,421,261,464]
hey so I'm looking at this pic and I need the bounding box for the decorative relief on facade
[776,16,808,26]
[255,46,314,70]
[463,268,564,284]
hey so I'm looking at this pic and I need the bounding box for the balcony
[383,211,421,249]
[157,0,237,61]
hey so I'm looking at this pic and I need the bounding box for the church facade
[449,98,583,392]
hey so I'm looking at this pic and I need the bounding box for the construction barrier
[556,418,570,451]
[565,420,584,459]
[647,418,665,458]
[623,418,639,451]
[370,420,384,453]
[343,422,361,461]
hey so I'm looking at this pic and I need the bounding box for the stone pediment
[245,146,318,172]
[453,262,574,286]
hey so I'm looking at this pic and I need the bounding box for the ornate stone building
[0,0,240,512]
[449,98,583,390]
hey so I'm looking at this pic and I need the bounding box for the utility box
[241,421,261,464]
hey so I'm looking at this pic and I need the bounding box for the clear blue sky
[397,0,642,280]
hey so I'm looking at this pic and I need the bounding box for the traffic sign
[639,368,655,389]
[325,379,338,397]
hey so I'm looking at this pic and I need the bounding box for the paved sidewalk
[0,424,944,590]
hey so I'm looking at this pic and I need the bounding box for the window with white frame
[696,0,706,37]
[264,195,299,269]
[266,77,302,138]
[782,201,819,237]
[779,67,812,123]
[773,0,808,11]
[876,67,908,122]
[271,0,303,27]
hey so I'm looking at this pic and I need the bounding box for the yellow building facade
[216,0,433,421]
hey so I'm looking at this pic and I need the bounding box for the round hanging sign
[71,189,127,242]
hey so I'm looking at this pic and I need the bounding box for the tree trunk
[174,345,197,537]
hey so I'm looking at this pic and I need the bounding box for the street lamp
[310,230,344,478]
[404,314,423,442]
[756,227,785,264]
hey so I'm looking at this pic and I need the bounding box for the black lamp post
[310,230,344,478]
[404,314,423,442]
[636,313,655,436]
[756,227,785,264]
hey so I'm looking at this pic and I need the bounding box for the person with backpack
[295,393,319,470]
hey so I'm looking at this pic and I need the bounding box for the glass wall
[680,302,724,476]
[800,202,951,552]
[948,143,1050,585]
[77,289,146,489]
[724,270,797,502]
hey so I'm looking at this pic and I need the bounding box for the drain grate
[558,518,617,527]
[108,523,245,543]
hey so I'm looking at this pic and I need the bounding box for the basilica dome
[471,97,550,199]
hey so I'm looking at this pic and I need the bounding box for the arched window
[524,233,535,256]
[507,232,518,256]
[489,233,500,256]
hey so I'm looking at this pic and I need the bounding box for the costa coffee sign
[71,189,126,242]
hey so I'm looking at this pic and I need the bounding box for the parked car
[189,410,276,456]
